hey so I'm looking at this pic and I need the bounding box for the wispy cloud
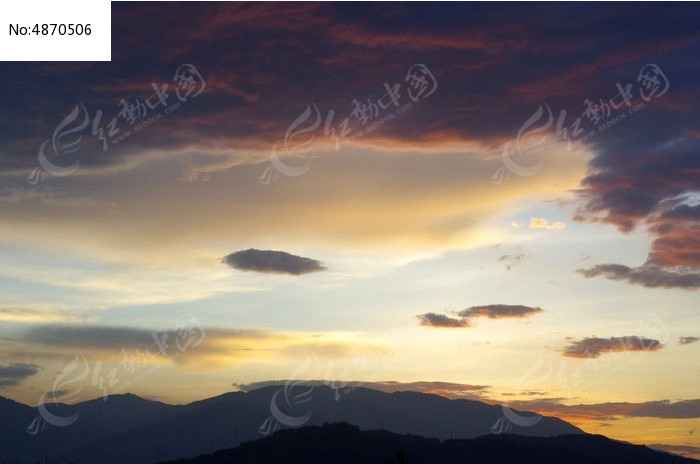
[418,304,541,328]
[563,336,664,358]
[0,362,40,388]
[577,263,700,290]
[236,380,489,399]
[497,252,526,271]
[519,398,700,420]
[0,307,89,323]
[12,324,388,372]
[23,324,263,349]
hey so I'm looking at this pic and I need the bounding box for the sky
[0,1,698,458]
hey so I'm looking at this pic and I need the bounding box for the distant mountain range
[0,385,679,464]
[162,422,699,464]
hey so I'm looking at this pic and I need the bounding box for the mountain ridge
[161,422,699,464]
[3,385,688,464]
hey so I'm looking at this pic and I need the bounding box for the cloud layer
[520,398,700,420]
[577,263,700,290]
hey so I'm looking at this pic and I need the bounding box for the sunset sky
[0,2,698,458]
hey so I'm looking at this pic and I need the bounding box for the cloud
[660,203,700,221]
[529,218,566,229]
[513,398,700,421]
[459,304,542,320]
[649,203,700,267]
[575,133,700,285]
[509,218,565,230]
[25,324,185,350]
[236,380,489,400]
[358,381,489,398]
[563,336,664,358]
[14,324,388,371]
[418,304,541,328]
[500,390,548,397]
[0,362,40,388]
[417,312,468,328]
[327,23,527,54]
[679,336,699,345]
[279,342,390,359]
[20,324,272,366]
[222,249,326,275]
[577,263,700,290]
[0,307,89,323]
[576,141,700,235]
[497,252,526,270]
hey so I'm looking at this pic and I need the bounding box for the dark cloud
[418,304,541,328]
[26,325,176,349]
[4,3,698,182]
[23,324,262,354]
[576,136,700,230]
[515,398,700,421]
[417,312,468,328]
[574,135,700,288]
[577,263,700,290]
[0,362,40,388]
[458,304,542,320]
[563,336,663,358]
[660,203,700,221]
[10,325,382,370]
[679,336,699,345]
[222,249,326,275]
[649,206,700,268]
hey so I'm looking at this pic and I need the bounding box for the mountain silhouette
[0,385,643,464]
[162,422,698,464]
